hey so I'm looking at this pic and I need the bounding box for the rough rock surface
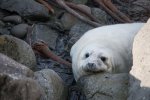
[0,0,49,21]
[60,12,78,30]
[0,74,45,100]
[78,73,129,100]
[60,4,92,30]
[0,35,37,70]
[68,21,94,48]
[91,8,114,25]
[0,54,45,100]
[34,69,68,100]
[0,53,34,78]
[32,24,58,49]
[127,0,150,22]
[128,19,150,100]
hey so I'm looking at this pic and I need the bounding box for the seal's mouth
[83,65,107,73]
[89,70,106,73]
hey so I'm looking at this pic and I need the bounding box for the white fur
[70,23,144,81]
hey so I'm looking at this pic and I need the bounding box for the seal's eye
[101,56,106,62]
[85,53,89,58]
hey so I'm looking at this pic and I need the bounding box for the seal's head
[78,44,114,75]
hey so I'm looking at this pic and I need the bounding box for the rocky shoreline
[0,0,150,100]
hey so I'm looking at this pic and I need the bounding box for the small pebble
[3,15,22,24]
[11,24,29,38]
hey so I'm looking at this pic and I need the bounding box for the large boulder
[0,54,45,100]
[32,24,58,49]
[128,19,150,100]
[68,21,94,48]
[127,0,150,22]
[78,73,129,100]
[0,53,34,78]
[34,69,68,100]
[0,35,37,70]
[0,76,45,100]
[0,0,49,21]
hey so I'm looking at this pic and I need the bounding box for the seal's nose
[88,63,96,68]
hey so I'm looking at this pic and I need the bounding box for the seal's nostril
[88,63,95,67]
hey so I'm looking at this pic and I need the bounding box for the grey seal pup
[70,23,144,81]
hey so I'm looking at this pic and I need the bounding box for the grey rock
[60,12,78,30]
[0,75,45,100]
[11,24,28,38]
[0,35,37,70]
[0,53,34,78]
[0,0,49,21]
[91,8,113,25]
[60,4,91,30]
[128,19,150,100]
[78,73,129,100]
[3,15,22,24]
[32,24,58,49]
[68,21,94,48]
[34,69,68,100]
[0,53,46,100]
[127,0,150,22]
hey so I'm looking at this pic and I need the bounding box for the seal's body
[70,23,144,81]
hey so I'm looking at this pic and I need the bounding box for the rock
[0,0,49,21]
[78,73,129,100]
[11,24,28,38]
[128,0,150,22]
[68,7,114,48]
[68,21,94,48]
[36,56,74,85]
[32,24,58,49]
[34,69,68,100]
[77,4,91,14]
[60,4,91,30]
[0,53,46,100]
[60,12,78,30]
[91,8,114,25]
[0,75,46,100]
[128,19,150,100]
[0,53,34,78]
[0,35,37,70]
[3,15,22,24]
